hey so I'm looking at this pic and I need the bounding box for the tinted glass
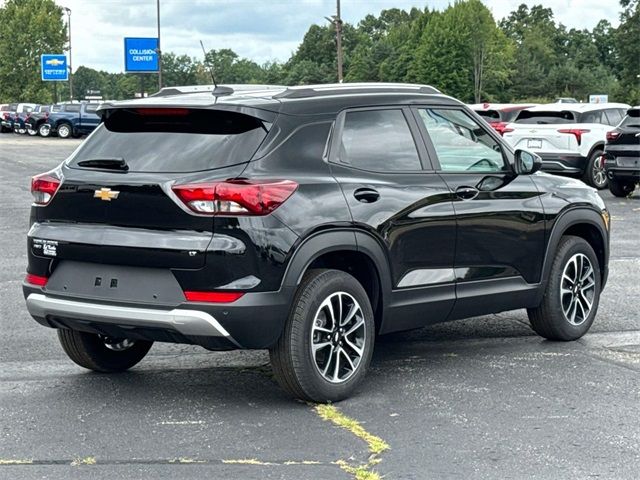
[620,109,640,128]
[68,109,267,173]
[338,109,421,171]
[604,108,622,126]
[85,104,98,113]
[581,110,605,124]
[64,104,81,112]
[1,105,10,111]
[475,110,501,121]
[418,108,506,173]
[515,110,577,124]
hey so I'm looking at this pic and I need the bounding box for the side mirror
[514,149,542,175]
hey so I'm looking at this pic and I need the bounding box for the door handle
[354,187,380,203]
[455,186,479,200]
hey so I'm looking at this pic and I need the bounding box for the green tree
[0,0,67,103]
[410,1,513,102]
[615,0,640,103]
[161,53,201,87]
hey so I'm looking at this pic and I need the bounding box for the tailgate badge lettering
[94,188,120,201]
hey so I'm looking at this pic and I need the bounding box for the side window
[582,110,605,124]
[64,104,81,113]
[337,109,422,172]
[417,108,507,173]
[85,104,98,114]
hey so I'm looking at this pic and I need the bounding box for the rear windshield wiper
[76,157,129,171]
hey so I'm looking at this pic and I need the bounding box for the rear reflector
[25,273,48,287]
[184,291,244,303]
[31,173,61,205]
[172,179,298,216]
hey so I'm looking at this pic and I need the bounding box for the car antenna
[200,40,233,98]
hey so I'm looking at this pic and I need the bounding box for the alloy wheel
[592,156,607,188]
[101,336,136,351]
[310,291,366,383]
[560,253,596,326]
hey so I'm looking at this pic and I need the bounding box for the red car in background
[470,103,536,135]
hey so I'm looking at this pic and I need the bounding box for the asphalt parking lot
[1,135,639,480]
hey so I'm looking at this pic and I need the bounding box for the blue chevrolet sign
[124,37,159,72]
[41,54,68,81]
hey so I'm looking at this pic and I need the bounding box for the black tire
[57,123,72,139]
[582,150,607,189]
[527,236,601,341]
[608,178,636,197]
[269,269,375,402]
[38,123,51,137]
[57,329,153,372]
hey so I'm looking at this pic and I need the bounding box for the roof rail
[150,84,286,98]
[273,83,441,99]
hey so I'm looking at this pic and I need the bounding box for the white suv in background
[503,103,630,188]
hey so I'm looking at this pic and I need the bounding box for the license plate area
[46,261,185,305]
[617,157,640,167]
[527,139,542,149]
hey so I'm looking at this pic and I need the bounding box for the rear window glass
[68,108,267,173]
[475,110,500,121]
[8,103,17,110]
[621,109,640,128]
[0,105,9,111]
[515,111,576,124]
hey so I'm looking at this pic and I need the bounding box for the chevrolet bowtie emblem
[94,188,120,201]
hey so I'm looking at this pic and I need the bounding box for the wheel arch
[281,229,392,333]
[541,208,609,295]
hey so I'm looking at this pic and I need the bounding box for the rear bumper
[537,153,586,174]
[606,168,640,181]
[23,284,294,350]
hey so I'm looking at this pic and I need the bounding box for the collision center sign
[41,54,68,81]
[124,37,159,72]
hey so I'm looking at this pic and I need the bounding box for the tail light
[183,291,244,303]
[25,273,48,287]
[491,122,513,136]
[558,128,590,146]
[172,179,298,216]
[31,173,61,205]
[606,131,620,142]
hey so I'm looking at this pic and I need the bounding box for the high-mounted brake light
[31,173,61,205]
[135,108,190,116]
[172,180,298,216]
[25,273,48,287]
[606,131,620,142]
[558,128,590,146]
[183,291,244,303]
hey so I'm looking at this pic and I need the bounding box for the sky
[53,0,622,73]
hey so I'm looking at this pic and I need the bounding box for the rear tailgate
[29,107,270,279]
[503,123,573,151]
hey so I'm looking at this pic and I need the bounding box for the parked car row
[470,102,638,195]
[0,101,101,138]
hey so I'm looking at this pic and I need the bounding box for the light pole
[63,6,73,100]
[325,0,343,83]
[157,0,162,90]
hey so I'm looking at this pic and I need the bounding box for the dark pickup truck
[25,104,62,137]
[45,102,101,138]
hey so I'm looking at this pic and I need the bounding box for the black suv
[23,83,610,401]
[604,106,640,197]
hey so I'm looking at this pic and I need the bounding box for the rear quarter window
[68,108,268,173]
[64,104,81,113]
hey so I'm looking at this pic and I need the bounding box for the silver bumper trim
[26,293,238,344]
